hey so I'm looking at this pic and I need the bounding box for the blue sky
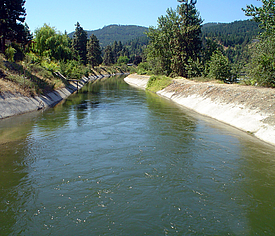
[25,0,263,33]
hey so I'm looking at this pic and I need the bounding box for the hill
[69,24,148,47]
[202,20,261,48]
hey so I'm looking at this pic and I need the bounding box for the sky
[24,0,263,33]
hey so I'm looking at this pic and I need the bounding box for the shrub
[5,46,16,62]
[207,50,231,81]
[245,36,275,87]
[137,62,150,75]
[117,56,129,65]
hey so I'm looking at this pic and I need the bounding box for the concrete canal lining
[0,75,98,119]
[124,74,275,146]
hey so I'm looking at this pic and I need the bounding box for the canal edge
[124,74,275,147]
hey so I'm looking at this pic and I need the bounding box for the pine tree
[170,2,202,77]
[0,0,27,52]
[103,45,114,65]
[87,34,102,67]
[112,41,119,62]
[72,22,87,64]
[146,1,202,77]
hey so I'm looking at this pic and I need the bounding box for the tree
[117,55,129,65]
[243,0,275,37]
[146,8,179,75]
[103,45,114,65]
[0,0,28,52]
[87,34,102,67]
[170,2,202,77]
[34,24,72,61]
[72,22,87,64]
[246,36,275,87]
[207,50,231,81]
[146,1,202,77]
[243,0,275,87]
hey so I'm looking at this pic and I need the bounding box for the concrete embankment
[0,75,100,119]
[124,74,275,146]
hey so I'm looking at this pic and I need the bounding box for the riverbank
[0,74,108,119]
[124,74,275,146]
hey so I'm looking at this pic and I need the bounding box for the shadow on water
[235,139,275,234]
[0,140,35,235]
[0,111,42,145]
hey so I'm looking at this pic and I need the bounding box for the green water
[1,75,275,235]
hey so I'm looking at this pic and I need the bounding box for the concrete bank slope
[124,74,275,146]
[0,75,99,119]
[124,74,150,89]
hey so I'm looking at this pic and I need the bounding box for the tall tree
[0,0,27,52]
[103,45,114,65]
[72,22,87,64]
[170,1,202,77]
[146,8,179,75]
[111,41,119,62]
[146,1,202,77]
[87,34,102,67]
[243,0,275,37]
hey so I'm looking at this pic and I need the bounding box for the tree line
[139,0,275,87]
[0,0,142,77]
[1,0,275,88]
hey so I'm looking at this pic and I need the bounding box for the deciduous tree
[34,24,72,61]
[243,0,275,86]
[207,50,231,81]
[243,0,275,37]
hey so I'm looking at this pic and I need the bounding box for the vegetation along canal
[1,75,275,235]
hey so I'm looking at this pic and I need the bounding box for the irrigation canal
[1,75,275,235]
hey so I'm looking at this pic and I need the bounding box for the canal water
[1,75,275,235]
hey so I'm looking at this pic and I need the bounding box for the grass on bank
[0,52,133,96]
[146,75,173,92]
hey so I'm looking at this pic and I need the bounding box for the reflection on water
[1,75,275,235]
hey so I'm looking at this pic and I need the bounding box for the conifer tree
[72,22,87,64]
[112,41,119,62]
[170,2,202,77]
[103,45,114,65]
[0,0,27,52]
[87,34,102,67]
[146,1,202,77]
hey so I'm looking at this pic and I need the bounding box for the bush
[137,62,151,75]
[5,46,16,62]
[245,36,275,87]
[207,50,231,81]
[117,56,129,65]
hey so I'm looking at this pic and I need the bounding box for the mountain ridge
[68,24,148,47]
[68,20,260,49]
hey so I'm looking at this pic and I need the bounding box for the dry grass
[0,53,65,96]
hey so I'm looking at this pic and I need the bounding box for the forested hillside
[201,20,261,65]
[202,20,261,47]
[69,25,148,47]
